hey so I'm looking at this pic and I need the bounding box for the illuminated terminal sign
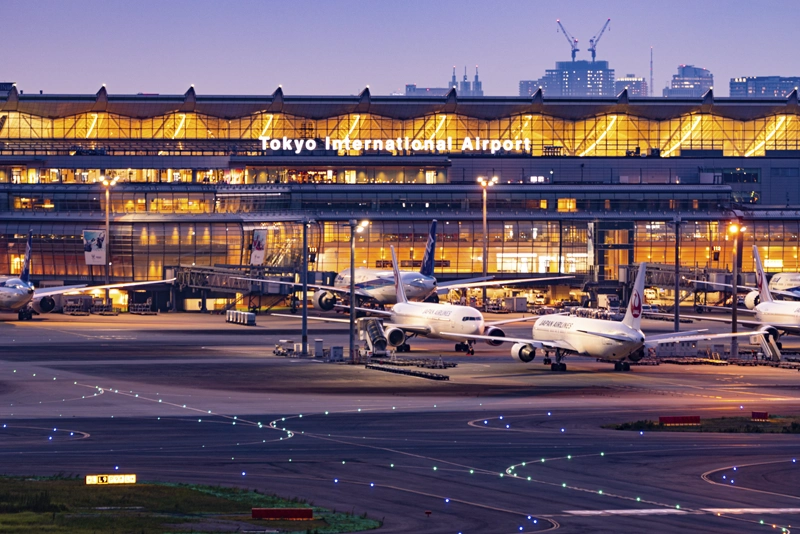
[259,136,533,155]
[85,474,137,485]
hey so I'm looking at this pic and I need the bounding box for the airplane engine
[511,343,536,363]
[627,348,645,362]
[384,327,406,347]
[744,290,760,310]
[757,325,781,345]
[31,296,56,314]
[312,291,338,311]
[483,326,506,346]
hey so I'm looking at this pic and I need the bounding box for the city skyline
[3,0,800,97]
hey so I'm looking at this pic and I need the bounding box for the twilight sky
[4,0,799,97]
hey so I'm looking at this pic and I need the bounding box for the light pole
[729,222,746,360]
[101,175,119,307]
[477,176,498,311]
[348,219,369,362]
[301,219,311,358]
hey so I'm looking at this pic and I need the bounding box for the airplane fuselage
[532,315,645,361]
[335,268,436,304]
[390,301,485,340]
[755,301,800,325]
[0,278,35,311]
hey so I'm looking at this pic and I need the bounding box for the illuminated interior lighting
[430,115,447,140]
[171,114,187,139]
[579,115,617,157]
[514,115,533,140]
[346,115,360,139]
[745,115,787,157]
[259,114,274,138]
[85,113,98,139]
[662,115,701,157]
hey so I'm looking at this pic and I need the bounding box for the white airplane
[682,246,800,348]
[448,262,765,371]
[275,245,540,354]
[1,232,174,320]
[239,220,572,309]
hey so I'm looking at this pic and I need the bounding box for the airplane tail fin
[390,245,408,304]
[753,245,773,304]
[622,263,646,330]
[419,219,437,277]
[20,230,32,284]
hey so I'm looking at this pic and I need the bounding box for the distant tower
[472,65,483,96]
[650,47,654,98]
[450,66,457,89]
[460,66,471,95]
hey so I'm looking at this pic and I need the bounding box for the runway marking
[564,509,688,516]
[703,508,800,514]
[701,460,800,501]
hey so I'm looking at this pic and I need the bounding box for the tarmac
[1,310,800,533]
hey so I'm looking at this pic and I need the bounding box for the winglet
[419,220,437,277]
[622,263,646,330]
[753,245,774,304]
[390,245,408,304]
[20,230,32,283]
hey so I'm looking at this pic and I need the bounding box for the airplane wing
[646,329,708,340]
[384,322,432,336]
[34,278,176,299]
[575,329,634,342]
[437,275,574,291]
[272,313,353,324]
[645,330,765,347]
[334,304,393,317]
[234,277,373,298]
[439,332,577,352]
[653,313,800,336]
[485,315,544,327]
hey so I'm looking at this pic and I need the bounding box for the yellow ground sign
[85,474,136,485]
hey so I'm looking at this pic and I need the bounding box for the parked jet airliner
[451,263,764,371]
[0,232,174,320]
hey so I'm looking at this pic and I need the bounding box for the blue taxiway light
[334,478,339,483]
[242,472,246,476]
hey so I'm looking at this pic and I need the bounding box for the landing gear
[547,350,566,371]
[17,308,33,321]
[454,342,475,355]
[396,343,411,353]
[614,362,631,372]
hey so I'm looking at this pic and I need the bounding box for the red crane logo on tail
[757,269,764,292]
[631,290,642,318]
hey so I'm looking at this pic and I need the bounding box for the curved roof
[2,86,798,121]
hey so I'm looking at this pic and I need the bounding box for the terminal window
[722,168,760,183]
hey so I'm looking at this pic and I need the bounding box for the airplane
[1,232,174,320]
[446,262,766,371]
[680,245,800,348]
[274,245,542,354]
[239,220,572,309]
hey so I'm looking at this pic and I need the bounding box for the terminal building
[1,83,800,310]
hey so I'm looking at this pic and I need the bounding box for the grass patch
[0,475,381,533]
[604,416,800,433]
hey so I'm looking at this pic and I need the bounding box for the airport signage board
[259,136,535,155]
[250,229,267,265]
[85,474,137,485]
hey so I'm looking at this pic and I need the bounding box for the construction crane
[556,19,579,62]
[588,18,611,62]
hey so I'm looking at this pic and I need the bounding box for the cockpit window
[462,316,480,321]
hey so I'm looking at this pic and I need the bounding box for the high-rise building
[663,65,713,98]
[404,66,483,97]
[730,76,800,98]
[614,74,648,97]
[520,60,615,97]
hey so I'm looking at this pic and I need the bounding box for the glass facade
[1,90,800,289]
